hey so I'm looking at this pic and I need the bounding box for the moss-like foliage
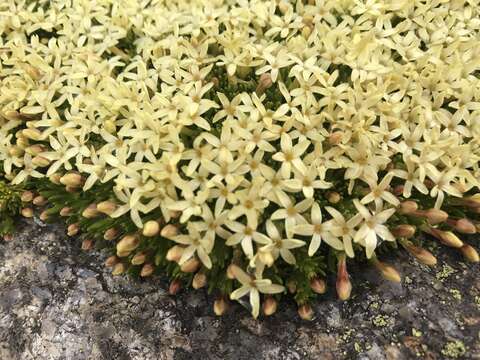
[0,0,479,319]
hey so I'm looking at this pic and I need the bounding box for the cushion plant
[0,0,479,319]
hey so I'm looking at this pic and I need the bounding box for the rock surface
[0,219,479,359]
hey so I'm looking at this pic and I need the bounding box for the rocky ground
[0,219,479,360]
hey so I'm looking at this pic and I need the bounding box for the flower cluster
[1,0,480,318]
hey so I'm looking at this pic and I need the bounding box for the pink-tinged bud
[31,156,50,167]
[326,191,341,204]
[422,209,448,225]
[103,227,118,241]
[22,128,42,141]
[131,252,147,265]
[310,277,327,294]
[140,263,155,277]
[459,244,479,263]
[96,201,117,215]
[398,201,418,214]
[336,255,351,301]
[166,245,184,262]
[213,297,229,316]
[460,194,480,208]
[21,191,34,202]
[65,185,79,193]
[393,185,404,196]
[424,179,435,189]
[192,273,207,289]
[32,195,47,206]
[81,239,94,251]
[391,224,416,238]
[112,262,126,275]
[256,73,273,95]
[3,234,13,242]
[160,224,178,238]
[21,207,34,218]
[39,210,49,221]
[262,296,277,316]
[49,173,62,184]
[105,255,119,268]
[142,220,160,237]
[287,279,297,294]
[226,264,236,279]
[401,240,437,266]
[180,257,201,273]
[60,207,72,217]
[116,235,139,256]
[298,304,314,321]
[60,173,83,187]
[169,279,182,295]
[25,144,46,156]
[82,204,100,218]
[67,223,80,237]
[372,257,401,283]
[427,228,463,248]
[447,218,476,234]
[328,131,343,145]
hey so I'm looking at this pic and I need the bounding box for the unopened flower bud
[399,201,418,214]
[213,297,229,316]
[393,185,404,196]
[21,191,34,202]
[3,234,13,242]
[116,234,139,256]
[21,207,34,218]
[131,252,147,265]
[428,228,463,248]
[49,173,62,184]
[336,255,351,301]
[298,304,314,321]
[16,136,29,149]
[262,296,277,316]
[104,119,116,133]
[166,245,184,262]
[32,195,47,206]
[160,224,178,238]
[31,155,50,167]
[39,210,49,221]
[60,207,72,216]
[140,263,155,277]
[460,194,480,208]
[142,220,160,237]
[112,262,126,275]
[169,279,182,295]
[372,257,401,283]
[81,239,94,251]
[447,218,476,234]
[67,223,80,237]
[65,185,79,193]
[25,144,46,156]
[192,273,207,289]
[328,131,343,145]
[22,128,42,141]
[96,201,117,215]
[226,264,236,279]
[422,209,448,224]
[310,277,327,294]
[256,73,273,95]
[8,146,23,157]
[287,279,297,294]
[302,26,312,39]
[3,110,20,120]
[391,224,416,238]
[180,257,201,273]
[401,240,437,266]
[105,255,119,267]
[24,64,41,80]
[326,191,341,204]
[60,173,83,187]
[103,227,118,241]
[82,204,100,218]
[459,244,479,263]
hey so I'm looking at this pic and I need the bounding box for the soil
[0,219,479,359]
